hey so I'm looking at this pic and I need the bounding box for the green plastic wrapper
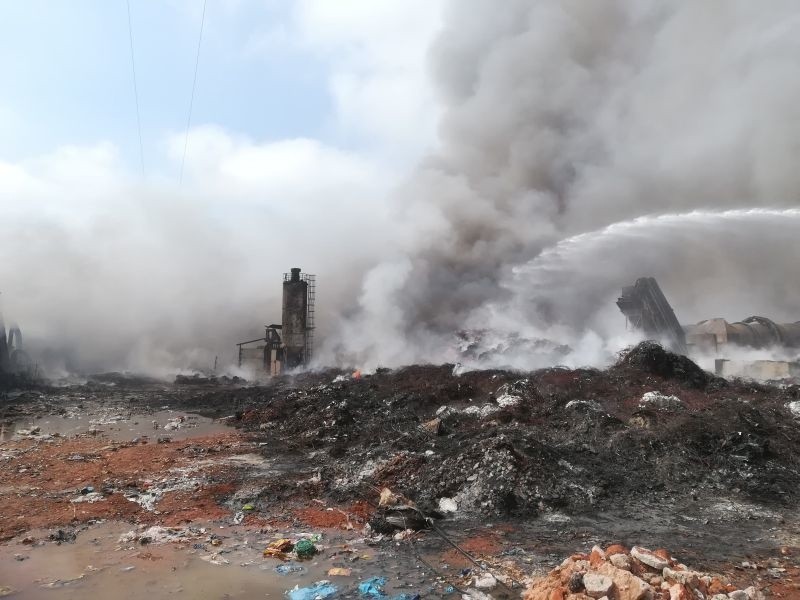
[294,539,317,559]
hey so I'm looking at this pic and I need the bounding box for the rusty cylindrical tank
[281,268,308,369]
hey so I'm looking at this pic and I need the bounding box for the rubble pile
[523,544,763,600]
[231,342,800,520]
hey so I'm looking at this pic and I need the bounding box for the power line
[179,0,207,185]
[126,0,145,177]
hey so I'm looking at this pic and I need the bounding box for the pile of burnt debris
[201,341,800,522]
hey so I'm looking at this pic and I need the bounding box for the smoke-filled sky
[2,1,800,375]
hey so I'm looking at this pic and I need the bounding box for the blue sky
[0,1,338,174]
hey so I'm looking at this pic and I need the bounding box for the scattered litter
[70,492,105,504]
[119,525,198,546]
[276,564,305,575]
[264,538,294,560]
[473,573,496,590]
[199,553,230,566]
[295,539,318,559]
[358,577,387,597]
[287,581,338,600]
[327,567,352,577]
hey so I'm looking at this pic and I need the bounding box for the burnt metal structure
[0,316,31,375]
[687,316,800,352]
[281,268,311,368]
[618,277,800,354]
[617,277,687,352]
[237,267,316,375]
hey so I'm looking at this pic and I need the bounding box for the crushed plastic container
[275,563,304,575]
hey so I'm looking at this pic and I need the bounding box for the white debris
[583,573,614,598]
[474,573,497,590]
[163,416,186,431]
[462,404,500,418]
[788,401,800,418]
[70,492,106,504]
[436,406,455,417]
[631,546,670,570]
[565,400,603,411]
[200,553,230,565]
[333,375,348,383]
[640,391,683,410]
[495,394,521,408]
[124,475,201,511]
[118,525,197,545]
[438,497,458,513]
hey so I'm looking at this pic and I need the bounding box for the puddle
[0,522,329,599]
[0,409,230,443]
[0,522,428,600]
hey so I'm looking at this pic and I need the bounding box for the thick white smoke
[5,1,800,376]
[323,0,800,370]
[0,132,393,376]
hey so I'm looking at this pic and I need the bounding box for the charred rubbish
[618,277,800,381]
[3,343,800,598]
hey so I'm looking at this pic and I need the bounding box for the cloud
[0,128,395,376]
[247,0,445,161]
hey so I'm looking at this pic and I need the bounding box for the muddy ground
[2,342,800,598]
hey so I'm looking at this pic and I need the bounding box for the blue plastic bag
[358,577,387,597]
[287,580,337,600]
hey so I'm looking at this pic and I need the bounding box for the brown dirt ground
[0,432,243,540]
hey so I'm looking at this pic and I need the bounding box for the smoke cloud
[5,1,800,376]
[325,0,800,370]
[0,130,393,376]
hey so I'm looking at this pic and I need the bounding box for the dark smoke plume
[325,0,800,369]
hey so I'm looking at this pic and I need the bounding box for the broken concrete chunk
[474,573,497,590]
[610,553,632,571]
[631,546,670,571]
[597,563,654,600]
[742,588,764,600]
[669,584,691,600]
[727,591,749,600]
[583,574,614,599]
[568,573,585,593]
[663,567,699,588]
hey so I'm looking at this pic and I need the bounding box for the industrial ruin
[0,316,30,376]
[236,267,316,376]
[618,277,800,379]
